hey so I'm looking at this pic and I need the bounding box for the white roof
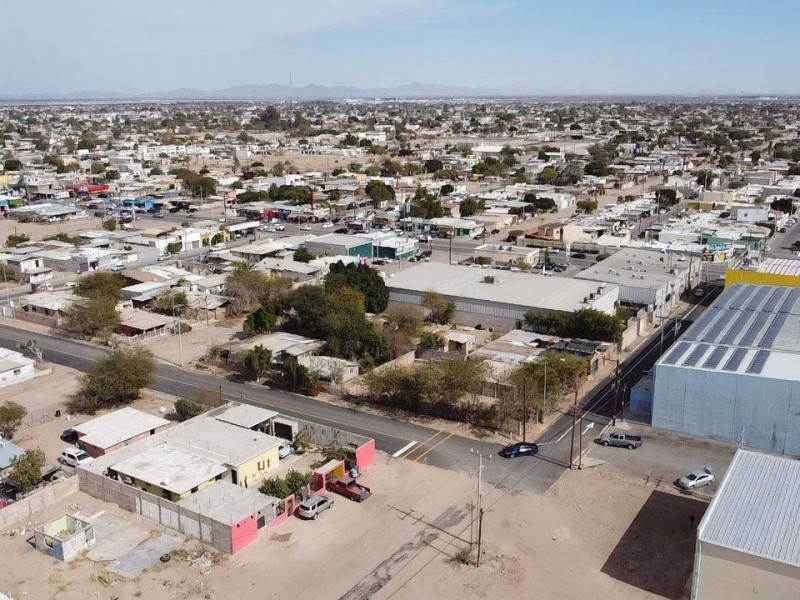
[111,444,228,496]
[167,418,282,467]
[387,263,618,313]
[699,449,800,567]
[178,480,277,525]
[213,404,278,429]
[74,407,170,450]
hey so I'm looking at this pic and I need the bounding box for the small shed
[34,514,95,562]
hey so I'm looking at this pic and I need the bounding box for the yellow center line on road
[413,432,454,463]
[402,430,447,460]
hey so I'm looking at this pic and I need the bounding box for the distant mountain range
[0,82,502,102]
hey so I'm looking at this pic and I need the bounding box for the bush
[243,303,277,336]
[321,446,351,462]
[174,391,219,421]
[419,331,444,350]
[524,307,623,344]
[9,449,45,493]
[0,401,27,439]
[260,477,291,498]
[596,253,611,262]
[422,291,455,325]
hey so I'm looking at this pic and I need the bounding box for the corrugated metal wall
[653,365,800,455]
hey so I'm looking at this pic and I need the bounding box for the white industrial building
[693,449,800,600]
[576,247,699,317]
[0,348,36,389]
[386,263,619,330]
[653,284,800,455]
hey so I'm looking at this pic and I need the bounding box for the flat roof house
[73,407,171,457]
[387,263,619,330]
[693,449,800,600]
[304,234,373,259]
[0,348,36,389]
[167,419,283,490]
[110,444,228,502]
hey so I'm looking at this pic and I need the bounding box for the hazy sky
[2,0,798,95]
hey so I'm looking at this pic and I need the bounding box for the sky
[2,0,799,96]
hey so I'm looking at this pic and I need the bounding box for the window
[231,471,238,485]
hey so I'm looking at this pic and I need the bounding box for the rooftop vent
[482,275,496,284]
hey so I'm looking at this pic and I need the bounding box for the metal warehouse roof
[387,263,618,313]
[657,284,800,381]
[699,449,800,567]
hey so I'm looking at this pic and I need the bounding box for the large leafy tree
[73,348,156,414]
[325,261,389,314]
[409,187,444,220]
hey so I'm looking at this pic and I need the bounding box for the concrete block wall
[0,476,79,529]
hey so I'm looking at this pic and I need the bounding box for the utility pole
[521,377,527,442]
[612,357,621,426]
[448,232,453,265]
[569,376,579,469]
[470,448,489,567]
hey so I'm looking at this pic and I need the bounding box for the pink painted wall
[355,439,376,470]
[231,515,258,554]
[78,425,170,458]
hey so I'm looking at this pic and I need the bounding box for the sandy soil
[0,450,703,600]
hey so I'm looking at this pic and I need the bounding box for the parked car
[677,467,715,490]
[60,428,79,444]
[322,221,334,229]
[296,494,334,519]
[157,252,170,262]
[273,224,285,231]
[572,252,586,259]
[327,476,372,502]
[694,283,708,298]
[499,442,539,458]
[793,241,800,248]
[153,212,165,219]
[335,228,349,234]
[278,444,293,459]
[110,263,126,272]
[299,224,312,231]
[61,447,94,467]
[490,229,500,235]
[779,227,787,233]
[599,431,642,449]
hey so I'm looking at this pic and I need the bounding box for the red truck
[327,476,372,502]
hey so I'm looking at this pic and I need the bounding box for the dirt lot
[0,448,703,600]
[8,364,179,466]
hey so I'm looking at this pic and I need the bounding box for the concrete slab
[88,519,150,562]
[109,534,183,579]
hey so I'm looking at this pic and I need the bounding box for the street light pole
[569,375,579,469]
[470,448,490,567]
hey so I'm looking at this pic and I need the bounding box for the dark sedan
[499,442,539,458]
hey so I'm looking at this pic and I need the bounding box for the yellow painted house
[108,418,282,501]
[109,444,227,502]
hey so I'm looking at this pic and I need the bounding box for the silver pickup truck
[600,431,642,449]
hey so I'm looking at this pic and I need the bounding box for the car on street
[491,229,500,235]
[157,252,170,261]
[296,494,334,519]
[780,227,787,233]
[327,476,372,502]
[322,221,334,228]
[572,252,586,259]
[299,224,312,231]
[61,447,94,468]
[110,263,126,272]
[599,431,642,449]
[273,224,285,231]
[499,442,539,458]
[334,227,349,234]
[694,282,708,298]
[677,467,715,490]
[153,212,165,218]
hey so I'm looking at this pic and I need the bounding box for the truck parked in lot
[327,476,372,502]
[599,431,642,449]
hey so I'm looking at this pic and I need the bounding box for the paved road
[0,323,574,493]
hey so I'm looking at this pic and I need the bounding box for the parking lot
[587,421,737,497]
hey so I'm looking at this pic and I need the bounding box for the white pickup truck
[599,431,642,449]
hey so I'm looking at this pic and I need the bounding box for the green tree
[322,446,351,462]
[63,296,121,337]
[424,158,444,173]
[73,348,156,413]
[409,187,444,219]
[259,106,281,129]
[5,233,30,248]
[365,180,395,203]
[293,246,315,263]
[174,391,218,421]
[383,304,424,357]
[90,161,106,174]
[440,183,455,196]
[74,271,125,300]
[524,308,623,344]
[243,303,278,336]
[284,469,312,494]
[0,401,27,439]
[418,331,445,350]
[260,476,291,498]
[153,290,187,315]
[3,159,22,171]
[459,197,485,218]
[9,448,45,493]
[102,217,117,231]
[241,344,273,380]
[325,261,389,314]
[537,166,559,185]
[422,291,455,324]
[576,199,598,213]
